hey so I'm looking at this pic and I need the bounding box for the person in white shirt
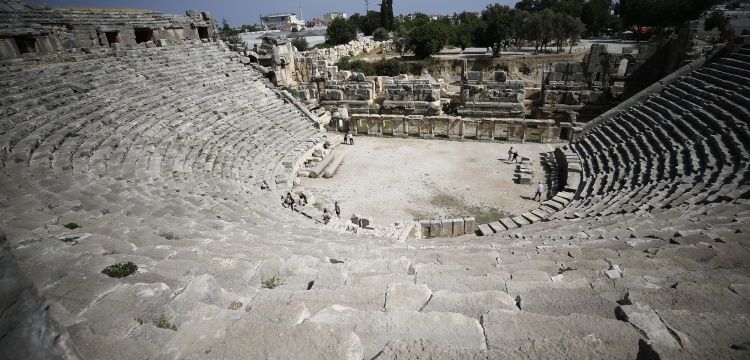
[533,181,545,202]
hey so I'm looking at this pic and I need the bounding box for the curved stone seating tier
[560,44,750,222]
[1,40,749,359]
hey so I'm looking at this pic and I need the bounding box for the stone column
[489,119,495,141]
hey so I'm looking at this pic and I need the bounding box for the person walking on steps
[322,208,331,225]
[507,147,514,162]
[533,181,545,202]
[512,151,519,163]
[334,201,341,218]
[284,192,295,211]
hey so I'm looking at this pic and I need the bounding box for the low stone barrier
[419,217,476,238]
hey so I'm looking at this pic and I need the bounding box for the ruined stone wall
[380,75,442,116]
[305,38,387,64]
[458,70,526,118]
[343,114,557,143]
[0,2,217,61]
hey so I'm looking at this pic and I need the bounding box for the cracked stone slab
[616,303,681,350]
[482,309,640,358]
[309,305,486,359]
[421,290,517,319]
[385,283,432,311]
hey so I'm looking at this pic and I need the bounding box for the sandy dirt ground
[299,136,557,226]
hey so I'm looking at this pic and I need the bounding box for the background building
[261,13,305,31]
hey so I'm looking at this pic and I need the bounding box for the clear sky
[27,0,518,26]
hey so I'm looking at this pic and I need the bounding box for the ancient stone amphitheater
[1,2,749,359]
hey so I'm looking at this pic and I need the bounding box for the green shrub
[374,58,402,76]
[102,262,138,278]
[153,314,177,331]
[373,27,390,41]
[63,223,81,230]
[291,37,308,51]
[326,17,357,45]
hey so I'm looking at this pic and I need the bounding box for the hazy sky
[27,0,518,26]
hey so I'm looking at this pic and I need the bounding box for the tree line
[326,0,722,59]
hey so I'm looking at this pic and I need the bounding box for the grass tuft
[153,314,177,331]
[228,300,242,310]
[157,231,180,240]
[101,262,138,278]
[63,222,81,230]
[261,275,283,289]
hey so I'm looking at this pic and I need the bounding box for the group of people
[507,146,520,163]
[345,132,354,145]
[283,192,341,225]
[321,201,341,225]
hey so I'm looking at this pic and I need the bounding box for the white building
[323,12,348,24]
[261,13,305,31]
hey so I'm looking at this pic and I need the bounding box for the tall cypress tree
[380,0,394,30]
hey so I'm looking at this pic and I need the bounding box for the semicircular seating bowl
[1,42,749,359]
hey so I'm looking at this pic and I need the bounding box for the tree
[562,14,585,52]
[479,4,517,56]
[408,21,451,58]
[621,0,721,28]
[581,0,611,36]
[448,12,484,50]
[291,37,308,51]
[374,58,402,76]
[351,11,381,35]
[219,18,245,51]
[705,10,733,41]
[373,27,390,41]
[515,0,542,12]
[326,17,357,45]
[221,18,232,33]
[392,24,410,56]
[380,0,395,30]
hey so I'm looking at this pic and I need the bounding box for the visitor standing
[512,151,519,163]
[533,181,545,202]
[284,192,295,211]
[507,147,514,162]
[334,201,341,218]
[323,208,331,224]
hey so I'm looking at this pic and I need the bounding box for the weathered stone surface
[0,236,81,359]
[385,283,432,311]
[182,321,363,360]
[309,305,486,358]
[656,310,750,352]
[626,282,748,313]
[482,309,640,357]
[519,288,618,319]
[80,282,174,336]
[422,290,517,319]
[244,300,310,325]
